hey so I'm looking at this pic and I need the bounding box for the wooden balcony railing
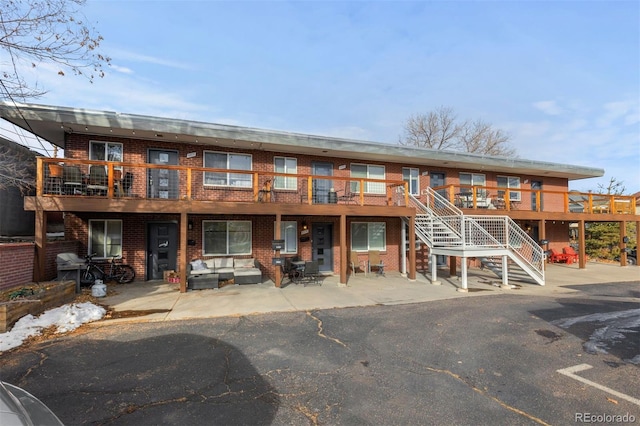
[431,184,637,215]
[37,157,409,207]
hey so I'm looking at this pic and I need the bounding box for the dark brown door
[147,222,178,280]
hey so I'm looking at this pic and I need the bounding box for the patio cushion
[234,258,255,268]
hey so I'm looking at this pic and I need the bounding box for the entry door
[531,181,543,211]
[147,222,178,280]
[312,223,333,272]
[148,149,179,199]
[311,162,333,204]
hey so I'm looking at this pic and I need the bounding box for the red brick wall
[0,243,34,290]
[60,133,573,282]
[0,240,81,290]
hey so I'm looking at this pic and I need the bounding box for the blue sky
[8,0,640,193]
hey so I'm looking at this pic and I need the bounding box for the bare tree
[0,0,110,100]
[0,138,35,192]
[400,107,461,151]
[399,106,517,157]
[597,177,626,195]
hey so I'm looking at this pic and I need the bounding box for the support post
[620,220,627,266]
[340,214,347,285]
[179,212,188,293]
[501,255,509,288]
[275,213,282,287]
[431,253,440,285]
[578,220,586,269]
[401,223,407,276]
[34,200,47,282]
[458,256,468,292]
[408,216,416,281]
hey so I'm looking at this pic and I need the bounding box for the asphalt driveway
[2,281,638,425]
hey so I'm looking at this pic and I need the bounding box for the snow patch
[0,302,106,352]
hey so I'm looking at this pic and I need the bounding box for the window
[90,141,123,163]
[351,222,386,251]
[497,175,521,201]
[203,220,252,255]
[203,151,252,187]
[351,164,385,194]
[403,167,420,195]
[88,220,122,258]
[276,221,297,254]
[459,172,487,197]
[274,157,297,190]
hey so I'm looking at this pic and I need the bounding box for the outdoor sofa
[186,257,262,289]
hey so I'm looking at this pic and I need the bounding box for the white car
[0,381,64,425]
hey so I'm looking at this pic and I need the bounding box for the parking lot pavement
[96,262,639,323]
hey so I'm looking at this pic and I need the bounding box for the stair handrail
[414,188,544,279]
[406,190,464,245]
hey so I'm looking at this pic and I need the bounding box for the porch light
[188,220,193,231]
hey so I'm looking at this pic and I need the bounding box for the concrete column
[502,255,509,287]
[431,253,440,285]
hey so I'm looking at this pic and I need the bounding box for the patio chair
[86,166,108,196]
[368,250,385,276]
[280,257,294,286]
[122,172,134,196]
[349,251,366,275]
[337,181,357,204]
[46,163,63,195]
[548,248,570,263]
[562,246,579,264]
[302,260,320,286]
[62,165,83,195]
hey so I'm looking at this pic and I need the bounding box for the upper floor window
[203,220,252,255]
[497,175,521,201]
[203,151,252,187]
[459,172,487,197]
[88,219,122,259]
[90,141,123,165]
[274,157,297,190]
[351,164,385,194]
[351,222,386,251]
[403,167,420,195]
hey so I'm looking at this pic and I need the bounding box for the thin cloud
[106,47,196,71]
[532,100,565,116]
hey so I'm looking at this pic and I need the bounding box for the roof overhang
[0,102,605,181]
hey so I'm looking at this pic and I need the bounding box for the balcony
[431,184,636,216]
[34,158,410,215]
[33,158,637,218]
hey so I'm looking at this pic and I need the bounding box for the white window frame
[88,219,122,259]
[273,157,297,190]
[459,172,487,197]
[351,222,386,251]
[403,167,420,195]
[275,221,298,254]
[89,141,123,163]
[351,163,386,194]
[203,151,253,187]
[497,175,521,201]
[203,220,252,256]
[89,141,123,175]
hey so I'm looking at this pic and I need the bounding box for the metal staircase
[403,187,545,286]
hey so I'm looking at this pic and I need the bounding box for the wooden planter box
[0,281,76,333]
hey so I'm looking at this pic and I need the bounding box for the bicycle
[80,254,136,285]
